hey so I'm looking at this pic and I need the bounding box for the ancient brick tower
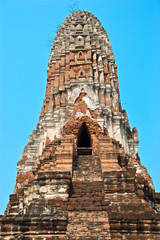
[0,10,160,240]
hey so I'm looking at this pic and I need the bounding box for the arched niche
[76,36,84,46]
[77,122,92,155]
[79,69,85,78]
[77,51,85,60]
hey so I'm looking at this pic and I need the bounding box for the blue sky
[0,0,160,214]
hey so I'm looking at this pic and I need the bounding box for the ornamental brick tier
[0,10,160,240]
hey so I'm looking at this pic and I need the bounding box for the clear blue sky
[0,0,160,214]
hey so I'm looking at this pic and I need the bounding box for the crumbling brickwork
[0,10,160,239]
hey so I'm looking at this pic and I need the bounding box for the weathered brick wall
[1,133,160,239]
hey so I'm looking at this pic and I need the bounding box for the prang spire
[0,10,159,240]
[19,10,139,176]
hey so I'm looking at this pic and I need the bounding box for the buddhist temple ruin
[0,10,160,239]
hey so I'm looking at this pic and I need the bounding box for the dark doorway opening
[77,122,92,155]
